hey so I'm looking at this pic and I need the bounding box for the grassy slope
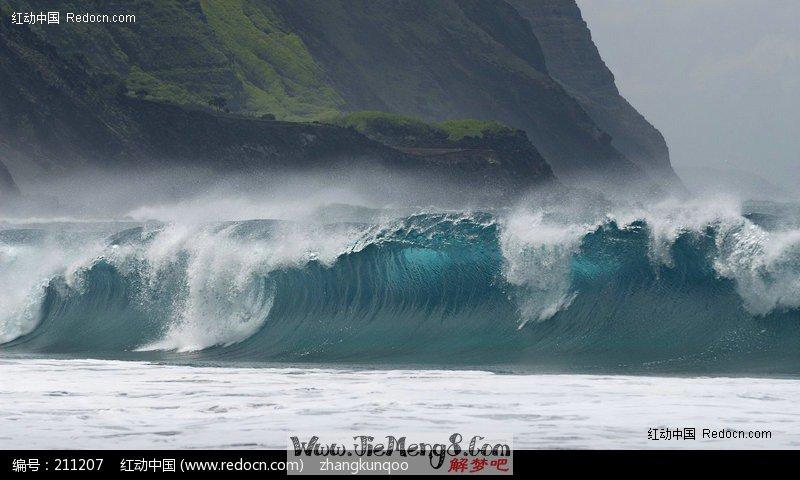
[330,111,514,147]
[6,0,342,120]
[8,1,579,126]
[0,0,556,200]
[6,0,232,104]
[264,0,635,178]
[198,0,343,120]
[3,0,647,184]
[439,119,510,142]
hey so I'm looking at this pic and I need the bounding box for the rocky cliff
[0,15,552,206]
[243,0,642,184]
[0,14,132,182]
[509,0,681,186]
[332,111,554,197]
[0,160,18,196]
[1,0,678,196]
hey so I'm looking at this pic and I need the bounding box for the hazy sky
[577,0,799,194]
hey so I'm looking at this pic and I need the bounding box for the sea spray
[2,204,800,371]
[499,209,587,327]
[0,231,105,343]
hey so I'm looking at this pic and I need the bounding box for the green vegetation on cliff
[0,9,554,204]
[2,0,676,190]
[439,119,510,142]
[6,0,641,181]
[327,111,553,189]
[330,111,516,148]
[198,0,343,119]
[6,0,343,120]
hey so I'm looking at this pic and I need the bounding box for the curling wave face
[1,201,799,373]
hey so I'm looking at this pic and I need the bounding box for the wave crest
[2,204,800,371]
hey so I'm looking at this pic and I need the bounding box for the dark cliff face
[0,160,19,196]
[508,0,681,187]
[266,0,638,183]
[0,18,551,206]
[0,17,131,181]
[0,16,386,176]
[331,112,555,198]
[1,0,679,197]
[7,0,654,187]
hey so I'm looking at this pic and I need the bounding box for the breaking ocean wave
[2,200,799,373]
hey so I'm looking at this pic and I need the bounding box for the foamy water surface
[1,359,798,449]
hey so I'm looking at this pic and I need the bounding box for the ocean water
[2,199,800,449]
[1,358,798,449]
[2,199,799,371]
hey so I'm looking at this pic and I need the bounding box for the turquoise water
[1,203,799,373]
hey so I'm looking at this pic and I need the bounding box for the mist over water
[4,0,800,455]
[0,165,798,373]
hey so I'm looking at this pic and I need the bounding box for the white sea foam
[0,235,103,343]
[132,221,366,352]
[499,209,589,326]
[607,197,800,316]
[1,358,798,449]
[713,222,800,315]
[611,196,744,266]
[3,197,799,349]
